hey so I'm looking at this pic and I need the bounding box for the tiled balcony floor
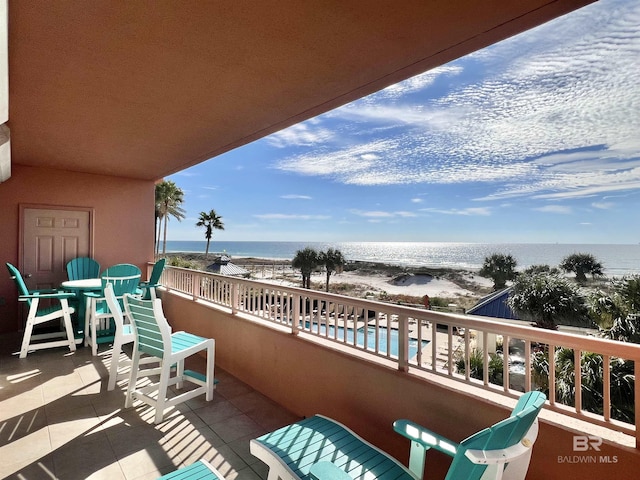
[0,333,301,480]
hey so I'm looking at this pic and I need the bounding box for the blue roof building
[467,287,519,320]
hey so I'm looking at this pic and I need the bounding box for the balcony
[1,265,639,479]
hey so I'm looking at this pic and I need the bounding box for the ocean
[162,241,640,276]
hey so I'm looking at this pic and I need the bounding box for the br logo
[573,435,602,452]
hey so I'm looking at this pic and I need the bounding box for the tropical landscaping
[458,252,639,424]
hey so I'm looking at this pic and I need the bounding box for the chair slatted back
[6,263,29,296]
[103,283,125,330]
[447,391,546,479]
[148,258,166,285]
[142,258,166,299]
[101,263,141,280]
[96,265,141,334]
[66,257,100,281]
[101,274,141,297]
[6,263,32,308]
[101,263,141,296]
[124,295,171,359]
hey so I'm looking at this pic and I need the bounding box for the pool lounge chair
[250,391,546,480]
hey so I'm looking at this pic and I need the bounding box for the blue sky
[168,0,640,244]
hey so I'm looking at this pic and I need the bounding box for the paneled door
[21,206,93,290]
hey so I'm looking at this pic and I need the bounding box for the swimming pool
[304,322,428,358]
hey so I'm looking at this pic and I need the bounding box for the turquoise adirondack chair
[138,258,166,300]
[65,256,101,324]
[250,391,546,480]
[84,263,141,356]
[66,256,101,281]
[394,390,547,479]
[6,263,77,358]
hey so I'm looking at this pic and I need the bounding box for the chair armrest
[19,291,76,300]
[394,419,460,480]
[394,419,459,458]
[83,292,103,299]
[309,462,352,480]
[464,439,532,466]
[32,288,59,294]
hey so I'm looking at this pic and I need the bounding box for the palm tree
[532,347,634,424]
[292,247,319,289]
[478,253,518,290]
[507,272,589,330]
[196,209,225,256]
[155,180,186,256]
[319,248,345,292]
[590,275,640,341]
[560,252,603,283]
[522,264,560,275]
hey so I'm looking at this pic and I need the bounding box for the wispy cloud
[281,194,312,200]
[254,213,331,220]
[349,209,417,218]
[421,207,491,216]
[533,205,573,214]
[591,201,615,209]
[375,65,464,99]
[272,0,640,201]
[266,121,335,148]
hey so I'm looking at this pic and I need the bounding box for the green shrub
[455,348,503,386]
[167,256,198,269]
[532,346,634,424]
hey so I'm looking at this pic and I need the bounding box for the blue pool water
[305,322,428,358]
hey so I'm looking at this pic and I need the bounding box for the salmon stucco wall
[0,164,155,333]
[161,291,640,480]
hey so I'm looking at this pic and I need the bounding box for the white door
[21,206,92,290]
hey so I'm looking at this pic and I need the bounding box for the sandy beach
[164,253,495,310]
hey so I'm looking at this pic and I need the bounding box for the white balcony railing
[161,265,640,447]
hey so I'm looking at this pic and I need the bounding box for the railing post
[633,360,640,448]
[549,343,556,407]
[482,331,489,386]
[291,293,300,335]
[503,335,510,393]
[192,272,200,301]
[398,314,409,372]
[574,349,582,414]
[231,281,239,315]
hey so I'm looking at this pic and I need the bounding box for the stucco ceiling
[7,1,593,180]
